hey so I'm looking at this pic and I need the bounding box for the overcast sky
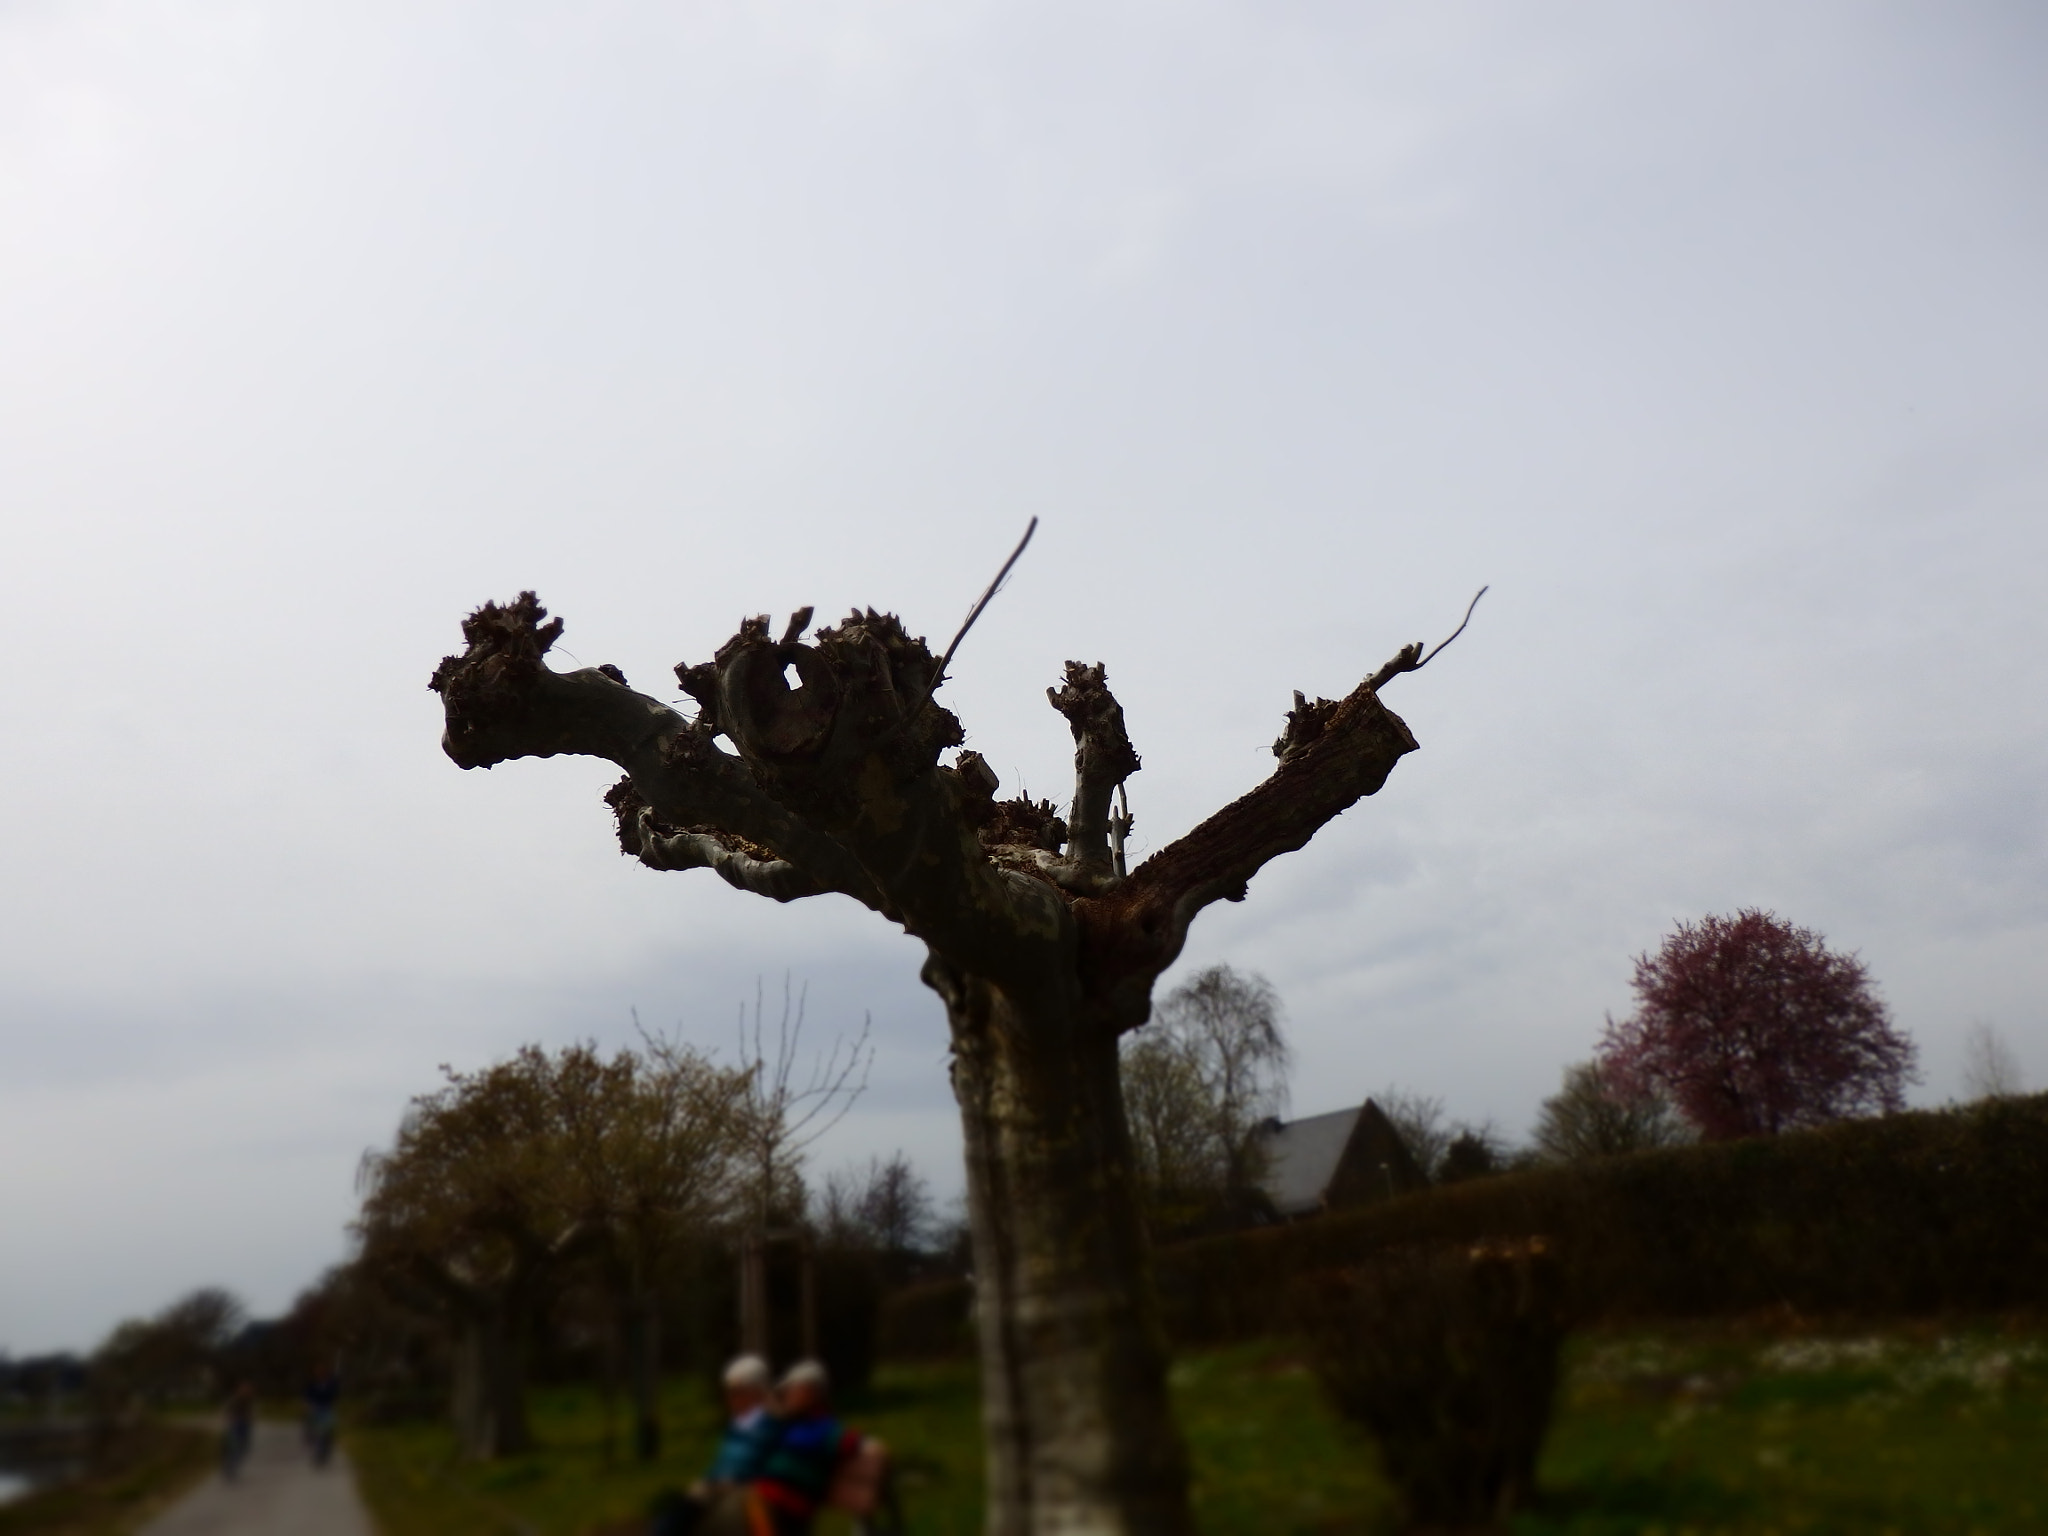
[3,0,2044,1354]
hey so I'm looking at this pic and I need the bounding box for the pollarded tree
[355,1042,747,1459]
[355,1046,594,1458]
[570,1034,752,1461]
[1599,908,1918,1142]
[428,576,1472,1533]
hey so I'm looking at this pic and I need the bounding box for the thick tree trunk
[624,1286,661,1461]
[451,1294,532,1460]
[934,961,1192,1536]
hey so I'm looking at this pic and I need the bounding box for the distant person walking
[220,1381,256,1482]
[303,1366,341,1468]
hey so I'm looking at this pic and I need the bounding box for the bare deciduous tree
[817,1151,937,1259]
[1530,1060,1688,1164]
[1121,963,1290,1232]
[1961,1021,2024,1102]
[1375,1087,1453,1182]
[427,568,1467,1532]
[728,980,871,1358]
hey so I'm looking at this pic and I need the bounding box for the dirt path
[138,1421,376,1536]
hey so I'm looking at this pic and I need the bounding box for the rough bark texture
[623,1286,661,1460]
[450,1292,531,1460]
[429,591,1423,1533]
[932,962,1188,1534]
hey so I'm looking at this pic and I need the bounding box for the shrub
[1304,1240,1565,1533]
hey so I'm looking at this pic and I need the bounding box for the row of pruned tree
[348,1006,914,1463]
[88,1287,248,1412]
[354,1039,747,1460]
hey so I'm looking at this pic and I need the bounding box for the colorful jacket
[752,1410,859,1516]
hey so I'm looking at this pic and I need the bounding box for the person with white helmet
[647,1354,778,1536]
[748,1360,859,1535]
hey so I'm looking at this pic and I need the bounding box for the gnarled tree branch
[606,779,828,904]
[1046,661,1141,893]
[430,593,885,912]
[431,593,1065,980]
[1077,648,1422,1030]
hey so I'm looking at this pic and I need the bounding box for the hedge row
[877,1276,976,1361]
[1158,1093,2048,1343]
[877,1095,2048,1358]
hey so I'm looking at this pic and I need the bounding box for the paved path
[140,1422,376,1536]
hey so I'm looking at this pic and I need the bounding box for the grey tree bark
[622,1284,661,1460]
[447,1285,532,1460]
[429,594,1430,1533]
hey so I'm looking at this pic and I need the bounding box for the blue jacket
[754,1410,853,1515]
[706,1407,775,1484]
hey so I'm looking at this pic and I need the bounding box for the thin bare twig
[1367,585,1490,692]
[1416,584,1489,669]
[734,977,873,1226]
[898,517,1038,725]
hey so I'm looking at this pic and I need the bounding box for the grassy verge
[0,1423,215,1536]
[349,1319,2048,1534]
[1528,1319,2048,1534]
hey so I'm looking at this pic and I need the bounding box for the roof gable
[1256,1099,1429,1216]
[1257,1106,1363,1216]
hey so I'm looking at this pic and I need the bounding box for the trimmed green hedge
[1157,1094,2048,1343]
[877,1096,2048,1359]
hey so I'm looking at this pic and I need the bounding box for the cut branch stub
[675,660,722,726]
[1273,690,1340,763]
[955,749,1001,804]
[702,607,964,832]
[428,591,571,768]
[725,641,841,759]
[1047,660,1140,878]
[950,752,1069,854]
[980,796,1069,854]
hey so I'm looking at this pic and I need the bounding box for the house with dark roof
[1253,1099,1428,1218]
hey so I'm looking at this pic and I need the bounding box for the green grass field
[349,1320,2048,1535]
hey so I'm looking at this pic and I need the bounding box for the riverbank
[0,1423,215,1536]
